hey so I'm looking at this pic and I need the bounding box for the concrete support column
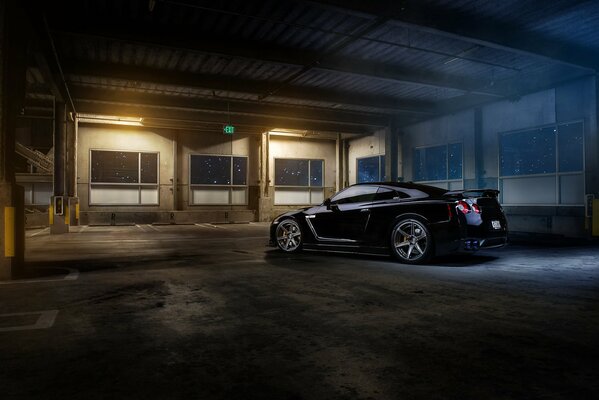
[342,139,349,188]
[65,112,77,197]
[50,101,68,234]
[172,130,178,210]
[384,123,399,182]
[0,0,26,279]
[474,108,484,189]
[65,111,79,227]
[335,133,342,192]
[258,131,272,222]
[53,102,66,197]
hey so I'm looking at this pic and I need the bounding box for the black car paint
[270,182,508,261]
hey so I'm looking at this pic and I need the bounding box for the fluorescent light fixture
[268,129,312,137]
[77,113,144,126]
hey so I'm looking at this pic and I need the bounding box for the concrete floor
[1,223,598,400]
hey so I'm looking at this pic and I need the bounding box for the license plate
[491,220,502,229]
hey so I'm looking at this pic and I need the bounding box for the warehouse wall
[401,110,474,190]
[76,126,339,224]
[77,125,176,212]
[347,129,386,185]
[177,131,259,211]
[77,126,259,224]
[268,135,337,219]
[400,76,597,237]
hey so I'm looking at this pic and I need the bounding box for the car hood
[272,206,314,222]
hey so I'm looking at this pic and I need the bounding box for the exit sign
[223,125,235,135]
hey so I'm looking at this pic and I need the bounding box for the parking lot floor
[1,223,598,399]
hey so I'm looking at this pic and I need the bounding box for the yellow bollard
[4,207,15,257]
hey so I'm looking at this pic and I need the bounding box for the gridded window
[357,155,385,183]
[413,143,462,189]
[191,155,231,185]
[275,159,310,186]
[499,122,584,205]
[558,123,584,173]
[500,127,556,176]
[91,151,141,184]
[190,155,248,205]
[448,143,463,180]
[89,150,159,205]
[274,158,324,205]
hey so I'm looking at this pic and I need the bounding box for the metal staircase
[15,142,54,173]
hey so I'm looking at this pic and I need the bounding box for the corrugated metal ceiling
[27,0,599,133]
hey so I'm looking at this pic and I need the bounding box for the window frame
[498,120,585,206]
[273,157,325,206]
[188,153,249,206]
[412,143,463,189]
[88,149,160,206]
[356,153,386,183]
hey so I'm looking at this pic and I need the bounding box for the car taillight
[456,200,470,214]
[471,203,481,214]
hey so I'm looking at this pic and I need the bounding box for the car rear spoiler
[443,189,500,199]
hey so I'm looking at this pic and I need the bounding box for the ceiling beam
[434,71,594,118]
[73,98,377,135]
[307,0,599,71]
[69,85,390,128]
[62,60,437,115]
[51,25,504,96]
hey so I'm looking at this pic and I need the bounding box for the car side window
[331,186,378,204]
[374,187,399,201]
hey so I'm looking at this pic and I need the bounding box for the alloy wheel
[276,220,302,252]
[392,219,430,262]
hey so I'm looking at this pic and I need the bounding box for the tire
[275,219,303,253]
[390,217,433,264]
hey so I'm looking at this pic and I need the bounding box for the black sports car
[269,182,508,264]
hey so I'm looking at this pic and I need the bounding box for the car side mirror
[323,198,331,209]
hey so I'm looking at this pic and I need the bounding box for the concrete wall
[401,110,475,187]
[267,135,337,219]
[76,126,338,224]
[399,76,597,237]
[347,129,386,185]
[77,125,176,211]
[269,135,336,189]
[71,76,598,235]
[481,89,556,187]
[555,78,598,199]
[177,131,259,211]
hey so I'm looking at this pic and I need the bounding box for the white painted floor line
[0,310,59,332]
[29,227,50,237]
[194,223,223,229]
[0,268,79,285]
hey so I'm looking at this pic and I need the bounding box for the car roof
[353,181,448,197]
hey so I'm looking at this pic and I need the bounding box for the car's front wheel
[390,217,433,264]
[275,219,303,253]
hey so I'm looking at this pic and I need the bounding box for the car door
[307,185,378,242]
[363,187,406,243]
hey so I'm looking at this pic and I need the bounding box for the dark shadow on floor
[263,248,499,268]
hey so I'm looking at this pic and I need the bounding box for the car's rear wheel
[390,217,433,264]
[275,219,303,253]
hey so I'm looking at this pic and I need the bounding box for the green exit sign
[223,125,235,135]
